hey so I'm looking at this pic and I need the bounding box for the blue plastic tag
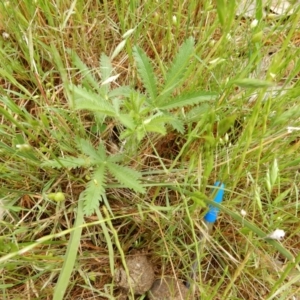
[204,182,225,224]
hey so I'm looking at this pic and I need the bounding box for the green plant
[42,138,145,215]
[43,37,217,215]
[70,37,217,144]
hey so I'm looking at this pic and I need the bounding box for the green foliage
[70,37,217,144]
[45,37,217,215]
[41,139,145,215]
[157,37,195,103]
[1,0,300,299]
[133,46,158,101]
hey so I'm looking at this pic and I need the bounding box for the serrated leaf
[108,86,132,98]
[107,162,145,193]
[233,78,274,88]
[144,124,167,135]
[41,156,90,169]
[96,143,107,161]
[69,50,101,92]
[168,118,184,134]
[118,114,135,129]
[143,113,175,125]
[82,165,106,216]
[100,53,113,95]
[185,103,211,122]
[76,138,99,162]
[136,128,146,142]
[158,91,217,110]
[159,37,194,100]
[144,113,182,134]
[70,85,116,116]
[133,46,158,101]
[100,53,113,82]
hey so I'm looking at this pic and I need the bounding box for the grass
[0,0,300,299]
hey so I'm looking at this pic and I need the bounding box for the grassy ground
[0,0,300,299]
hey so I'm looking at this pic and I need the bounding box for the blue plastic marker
[187,181,225,288]
[204,181,225,224]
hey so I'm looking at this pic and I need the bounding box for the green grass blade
[203,196,294,261]
[53,196,84,300]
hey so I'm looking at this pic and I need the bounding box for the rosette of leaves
[41,138,145,215]
[68,37,217,150]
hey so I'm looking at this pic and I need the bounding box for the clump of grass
[0,0,300,299]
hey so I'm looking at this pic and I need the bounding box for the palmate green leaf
[70,85,116,116]
[158,37,194,101]
[82,165,106,216]
[41,156,91,169]
[157,91,218,110]
[107,162,145,193]
[133,46,158,101]
[76,138,99,161]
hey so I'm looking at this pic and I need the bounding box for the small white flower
[266,229,285,241]
[250,19,258,28]
[241,209,247,217]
